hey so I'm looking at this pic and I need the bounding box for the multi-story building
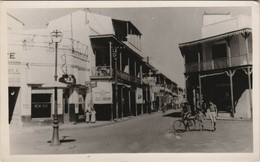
[8,10,91,125]
[89,13,152,120]
[179,13,252,119]
[8,9,181,125]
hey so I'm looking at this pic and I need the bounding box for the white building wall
[202,15,251,38]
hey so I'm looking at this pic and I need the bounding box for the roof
[90,34,143,59]
[179,28,251,49]
[112,19,142,36]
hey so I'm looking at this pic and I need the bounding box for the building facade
[8,9,181,125]
[179,13,252,119]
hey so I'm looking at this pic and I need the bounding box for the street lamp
[50,30,63,146]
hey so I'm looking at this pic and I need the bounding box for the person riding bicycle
[182,102,191,121]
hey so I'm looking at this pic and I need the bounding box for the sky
[8,7,251,88]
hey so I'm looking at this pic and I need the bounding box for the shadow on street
[163,112,182,118]
[47,136,76,143]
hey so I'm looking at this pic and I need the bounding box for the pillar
[109,42,112,76]
[121,86,124,118]
[111,104,113,121]
[225,36,233,67]
[227,70,235,117]
[128,89,131,116]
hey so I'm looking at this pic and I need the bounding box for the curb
[12,110,172,131]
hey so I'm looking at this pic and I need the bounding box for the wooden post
[198,49,202,109]
[121,86,124,118]
[120,51,122,71]
[140,63,143,84]
[198,74,202,109]
[128,57,130,74]
[227,70,235,117]
[225,36,233,67]
[146,87,149,113]
[134,61,137,77]
[111,104,113,121]
[198,51,201,72]
[241,32,251,64]
[243,68,252,119]
[114,49,119,121]
[247,67,252,119]
[185,76,189,101]
[128,89,131,116]
[109,42,112,76]
[135,90,137,116]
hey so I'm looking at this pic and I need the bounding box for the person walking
[91,108,96,123]
[209,101,217,131]
[85,109,91,123]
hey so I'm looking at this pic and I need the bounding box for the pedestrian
[209,101,217,131]
[91,108,96,123]
[85,109,90,123]
[196,109,206,131]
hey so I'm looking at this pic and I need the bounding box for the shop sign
[59,74,76,84]
[136,87,143,104]
[8,65,20,85]
[92,82,112,104]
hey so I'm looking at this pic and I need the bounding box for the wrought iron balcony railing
[95,66,111,77]
[185,54,252,73]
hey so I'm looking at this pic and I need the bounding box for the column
[121,86,124,118]
[114,50,119,121]
[111,104,113,121]
[228,70,235,117]
[135,90,137,116]
[247,67,252,119]
[109,42,112,76]
[244,68,252,119]
[225,36,232,67]
[128,57,130,74]
[146,87,149,113]
[128,89,131,116]
[120,51,122,71]
[140,63,143,84]
[134,61,137,77]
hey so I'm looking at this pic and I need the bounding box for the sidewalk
[10,109,175,132]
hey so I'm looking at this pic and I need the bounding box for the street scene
[10,109,252,154]
[4,4,256,158]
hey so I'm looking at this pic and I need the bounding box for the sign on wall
[136,87,143,104]
[92,82,113,104]
[8,65,21,85]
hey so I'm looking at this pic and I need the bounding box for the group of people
[182,101,217,131]
[85,108,96,123]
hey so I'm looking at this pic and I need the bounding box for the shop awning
[28,82,67,88]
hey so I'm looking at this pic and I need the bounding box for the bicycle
[173,114,196,132]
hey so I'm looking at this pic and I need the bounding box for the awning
[40,81,67,88]
[179,28,251,49]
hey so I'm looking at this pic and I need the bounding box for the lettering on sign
[8,52,16,59]
[92,82,112,104]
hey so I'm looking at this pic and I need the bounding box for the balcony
[117,71,141,85]
[185,54,252,73]
[91,66,141,85]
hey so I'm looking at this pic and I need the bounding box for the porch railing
[95,66,111,77]
[186,54,252,73]
[117,71,141,85]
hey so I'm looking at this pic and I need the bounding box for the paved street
[10,110,253,154]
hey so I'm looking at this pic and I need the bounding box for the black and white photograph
[1,1,259,162]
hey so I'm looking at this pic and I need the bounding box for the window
[212,43,227,59]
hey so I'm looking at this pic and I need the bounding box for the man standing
[209,101,217,131]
